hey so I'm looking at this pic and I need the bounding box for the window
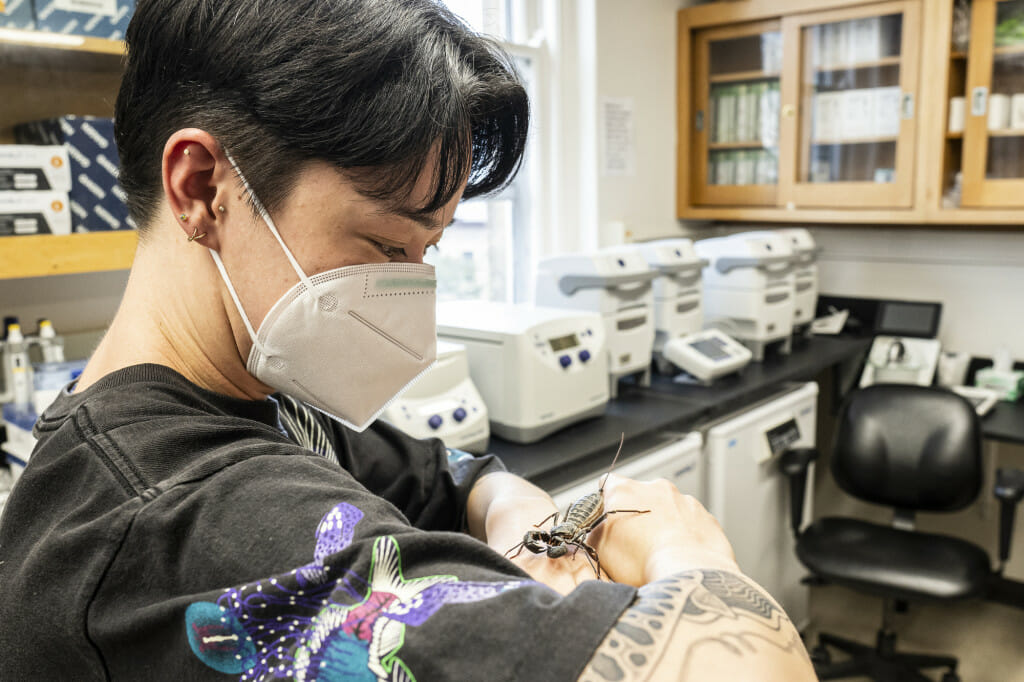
[429,0,547,303]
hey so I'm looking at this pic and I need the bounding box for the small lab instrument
[860,336,942,388]
[550,432,705,514]
[662,328,752,385]
[694,231,796,361]
[619,239,708,373]
[535,248,657,398]
[811,307,849,336]
[704,382,819,629]
[436,301,609,444]
[775,228,819,334]
[974,348,1024,402]
[951,385,1000,417]
[859,300,944,388]
[381,341,490,454]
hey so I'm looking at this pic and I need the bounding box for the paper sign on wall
[601,97,636,177]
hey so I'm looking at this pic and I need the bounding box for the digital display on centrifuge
[548,334,580,352]
[689,337,731,361]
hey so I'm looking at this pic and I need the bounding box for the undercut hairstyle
[115,0,529,233]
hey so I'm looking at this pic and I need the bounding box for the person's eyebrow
[389,207,456,231]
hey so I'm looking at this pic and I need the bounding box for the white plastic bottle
[37,319,66,363]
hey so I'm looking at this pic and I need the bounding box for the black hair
[115,0,529,232]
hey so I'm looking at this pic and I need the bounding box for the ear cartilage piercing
[218,205,226,213]
[180,213,188,222]
[183,148,191,156]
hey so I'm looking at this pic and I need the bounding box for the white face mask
[209,159,437,432]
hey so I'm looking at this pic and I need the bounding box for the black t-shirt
[0,364,635,680]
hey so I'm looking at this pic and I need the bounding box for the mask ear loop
[209,249,272,359]
[224,151,318,299]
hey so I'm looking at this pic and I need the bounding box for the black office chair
[781,384,1024,682]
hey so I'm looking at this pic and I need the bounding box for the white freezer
[703,382,818,629]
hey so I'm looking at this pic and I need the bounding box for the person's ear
[162,128,237,251]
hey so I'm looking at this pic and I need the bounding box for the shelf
[0,27,124,56]
[709,69,780,84]
[708,141,777,150]
[950,51,967,60]
[810,136,898,145]
[994,43,1024,57]
[813,55,901,73]
[947,131,963,139]
[987,129,1024,138]
[0,232,137,280]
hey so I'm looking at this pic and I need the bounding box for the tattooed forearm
[578,570,815,682]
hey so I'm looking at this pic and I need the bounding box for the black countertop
[488,335,872,490]
[978,401,1024,445]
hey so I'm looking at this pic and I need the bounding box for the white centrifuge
[436,301,609,444]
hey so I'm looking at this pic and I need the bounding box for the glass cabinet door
[962,0,1024,206]
[778,1,920,208]
[691,20,782,206]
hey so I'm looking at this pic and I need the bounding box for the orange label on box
[51,156,64,168]
[51,200,65,212]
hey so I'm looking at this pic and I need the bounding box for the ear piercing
[180,213,188,222]
[187,227,207,242]
[218,205,226,213]
[183,148,191,156]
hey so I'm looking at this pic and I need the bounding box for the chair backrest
[832,384,982,512]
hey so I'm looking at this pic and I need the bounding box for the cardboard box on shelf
[34,0,134,41]
[0,145,72,193]
[0,191,72,236]
[15,116,135,233]
[0,0,35,30]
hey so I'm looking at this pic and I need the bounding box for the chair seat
[797,517,991,601]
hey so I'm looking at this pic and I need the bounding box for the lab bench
[488,335,872,492]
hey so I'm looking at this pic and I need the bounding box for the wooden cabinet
[0,28,136,280]
[678,0,1024,225]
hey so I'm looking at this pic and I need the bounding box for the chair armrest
[780,448,820,536]
[995,468,1024,568]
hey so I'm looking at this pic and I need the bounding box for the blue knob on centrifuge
[559,354,572,369]
[579,349,591,363]
[428,415,443,430]
[453,407,467,422]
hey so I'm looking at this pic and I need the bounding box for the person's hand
[484,495,609,595]
[585,474,739,587]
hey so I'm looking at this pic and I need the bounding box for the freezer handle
[558,271,659,296]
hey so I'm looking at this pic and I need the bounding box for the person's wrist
[485,495,558,548]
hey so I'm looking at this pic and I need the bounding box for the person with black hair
[0,1,815,680]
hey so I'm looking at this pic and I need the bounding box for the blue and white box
[34,0,134,41]
[0,0,35,30]
[16,116,135,233]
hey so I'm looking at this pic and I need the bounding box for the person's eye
[372,240,405,259]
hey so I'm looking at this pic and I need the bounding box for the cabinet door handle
[782,104,796,118]
[971,86,988,117]
[901,93,915,120]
